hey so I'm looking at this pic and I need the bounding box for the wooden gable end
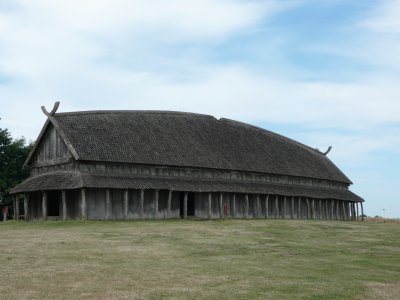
[32,124,72,166]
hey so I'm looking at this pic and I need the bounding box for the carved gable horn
[323,146,332,156]
[41,101,60,117]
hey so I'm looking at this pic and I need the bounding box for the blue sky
[0,0,399,217]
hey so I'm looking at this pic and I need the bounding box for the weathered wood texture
[33,125,72,166]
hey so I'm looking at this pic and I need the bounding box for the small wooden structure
[11,102,364,221]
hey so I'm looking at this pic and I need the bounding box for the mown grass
[0,220,399,299]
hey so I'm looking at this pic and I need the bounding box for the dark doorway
[48,190,60,217]
[179,192,195,218]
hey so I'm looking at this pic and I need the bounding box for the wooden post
[306,198,310,219]
[291,197,294,219]
[62,190,67,220]
[105,189,111,220]
[311,199,315,220]
[154,189,159,219]
[325,200,328,220]
[208,192,212,219]
[219,193,223,219]
[15,196,20,220]
[42,191,47,221]
[167,190,172,218]
[245,194,249,218]
[123,189,129,220]
[140,189,144,220]
[256,195,261,218]
[265,195,269,219]
[356,202,359,221]
[275,195,279,219]
[283,196,287,219]
[184,192,188,219]
[81,188,86,220]
[335,200,339,220]
[24,193,29,221]
[342,201,347,221]
[298,197,301,219]
[13,195,16,220]
[330,200,334,220]
[361,202,364,221]
[232,193,236,218]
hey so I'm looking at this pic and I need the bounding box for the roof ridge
[55,110,216,119]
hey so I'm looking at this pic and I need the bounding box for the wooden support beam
[256,195,261,218]
[105,189,111,220]
[124,189,129,220]
[167,190,172,218]
[356,202,359,221]
[15,196,20,220]
[140,189,144,220]
[335,200,339,220]
[325,200,328,220]
[306,198,310,219]
[24,193,29,221]
[283,196,287,219]
[311,199,315,220]
[81,188,86,220]
[265,195,269,219]
[245,194,249,218]
[341,201,346,221]
[275,195,279,219]
[42,191,47,221]
[361,202,364,221]
[291,196,294,219]
[13,196,16,220]
[62,190,67,220]
[154,189,159,219]
[184,192,188,219]
[232,193,236,218]
[208,192,212,219]
[298,197,301,219]
[330,200,334,220]
[219,193,223,219]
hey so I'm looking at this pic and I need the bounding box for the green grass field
[1,220,399,299]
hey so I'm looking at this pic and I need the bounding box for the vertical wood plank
[245,194,249,219]
[275,195,279,219]
[232,193,236,218]
[184,192,188,219]
[154,189,159,220]
[124,189,129,220]
[62,190,67,220]
[361,202,364,221]
[291,196,294,219]
[106,189,111,220]
[312,199,315,220]
[219,193,223,219]
[167,190,172,218]
[81,188,86,220]
[24,193,29,221]
[42,191,47,221]
[265,195,269,219]
[208,193,212,219]
[140,189,144,220]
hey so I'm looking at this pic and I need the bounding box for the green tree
[0,126,33,213]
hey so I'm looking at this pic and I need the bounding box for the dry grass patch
[0,220,399,299]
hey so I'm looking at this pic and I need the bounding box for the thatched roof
[26,111,351,184]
